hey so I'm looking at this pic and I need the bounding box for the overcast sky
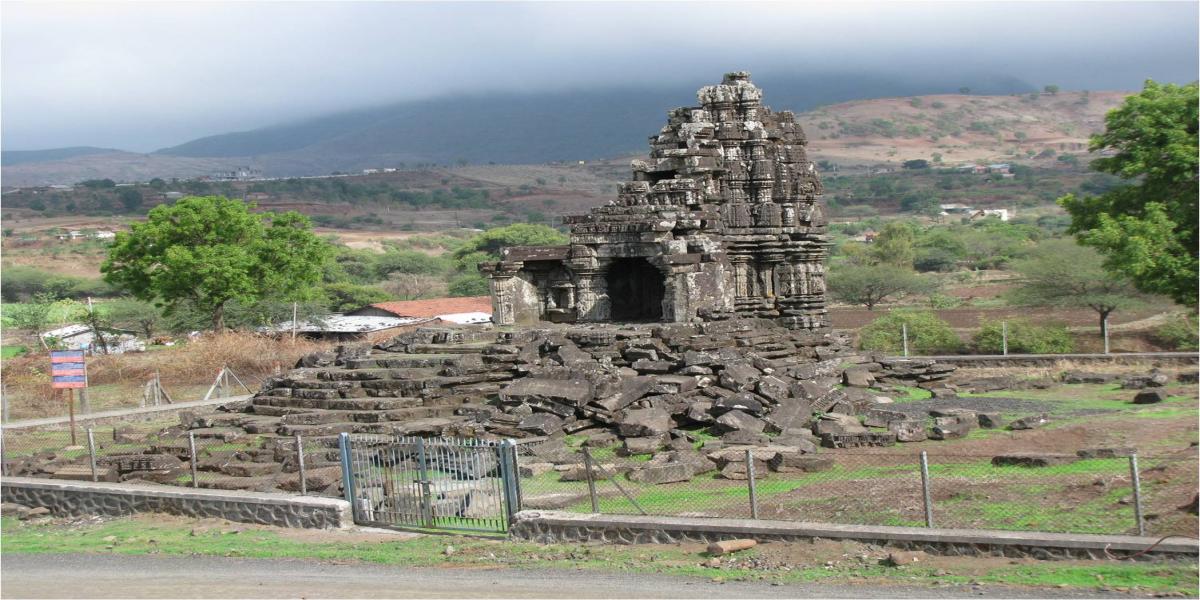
[3,1,1196,152]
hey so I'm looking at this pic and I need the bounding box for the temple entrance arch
[605,258,665,321]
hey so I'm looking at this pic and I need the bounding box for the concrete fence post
[745,449,759,519]
[498,439,521,525]
[919,451,934,528]
[1001,321,1008,356]
[295,434,307,495]
[1129,452,1145,536]
[337,433,356,519]
[79,388,91,415]
[187,431,199,489]
[86,427,99,482]
[582,447,599,514]
[902,323,909,358]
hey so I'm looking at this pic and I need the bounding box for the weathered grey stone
[976,412,1004,429]
[518,413,565,436]
[711,393,765,417]
[628,463,694,485]
[713,410,766,434]
[500,378,592,407]
[719,363,762,391]
[843,367,874,387]
[1009,414,1050,430]
[812,413,866,436]
[1132,390,1167,404]
[992,453,1079,468]
[622,434,668,456]
[1075,447,1136,459]
[616,408,672,438]
[889,420,928,442]
[768,453,833,473]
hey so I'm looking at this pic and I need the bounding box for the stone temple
[481,72,829,330]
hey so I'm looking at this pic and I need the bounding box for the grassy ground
[2,514,1196,595]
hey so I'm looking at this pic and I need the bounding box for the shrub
[973,319,1073,354]
[1152,313,1199,351]
[859,309,961,354]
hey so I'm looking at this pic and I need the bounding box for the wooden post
[67,389,77,445]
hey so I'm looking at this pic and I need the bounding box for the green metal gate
[339,433,520,533]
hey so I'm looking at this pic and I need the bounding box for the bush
[1152,313,1199,351]
[973,319,1073,354]
[859,309,962,354]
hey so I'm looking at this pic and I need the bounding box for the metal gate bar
[339,433,518,533]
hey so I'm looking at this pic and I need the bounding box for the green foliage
[102,196,333,330]
[1152,313,1199,351]
[827,264,934,310]
[1065,79,1195,304]
[1007,238,1145,336]
[447,273,490,297]
[859,309,962,354]
[321,282,391,312]
[450,224,567,272]
[870,221,917,268]
[901,159,929,170]
[1043,84,1060,95]
[973,319,1074,354]
[103,298,164,339]
[373,250,450,280]
[0,266,115,303]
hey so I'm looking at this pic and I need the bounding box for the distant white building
[971,208,1011,221]
[91,230,116,240]
[42,324,145,354]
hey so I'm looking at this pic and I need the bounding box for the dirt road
[0,553,1134,599]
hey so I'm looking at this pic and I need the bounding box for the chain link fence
[514,440,1196,536]
[0,421,317,496]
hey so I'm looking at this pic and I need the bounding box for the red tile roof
[353,296,492,318]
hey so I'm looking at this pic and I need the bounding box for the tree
[6,293,59,350]
[958,87,971,95]
[1007,239,1146,346]
[902,159,929,170]
[102,196,332,331]
[382,273,447,300]
[106,298,163,339]
[827,264,935,310]
[973,318,1073,354]
[1059,80,1198,307]
[1043,84,1060,95]
[859,309,961,354]
[321,282,390,313]
[119,188,143,212]
[870,222,917,268]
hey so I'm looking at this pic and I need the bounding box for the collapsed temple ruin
[10,73,979,495]
[481,72,829,330]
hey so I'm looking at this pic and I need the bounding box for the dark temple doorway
[606,258,665,321]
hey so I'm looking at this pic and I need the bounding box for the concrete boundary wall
[915,352,1198,368]
[510,511,1199,561]
[1,477,350,529]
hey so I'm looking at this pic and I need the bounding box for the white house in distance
[42,324,145,354]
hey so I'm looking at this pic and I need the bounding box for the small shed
[262,314,426,342]
[349,297,493,324]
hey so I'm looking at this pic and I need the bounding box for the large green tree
[827,263,935,310]
[102,196,332,331]
[1058,80,1198,307]
[1007,238,1146,346]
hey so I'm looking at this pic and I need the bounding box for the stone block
[628,463,694,485]
[617,407,672,437]
[976,412,1004,429]
[713,410,766,434]
[991,453,1079,468]
[1133,390,1167,404]
[768,453,832,473]
[518,413,564,436]
[842,367,874,388]
[711,393,765,416]
[1009,414,1050,430]
[888,420,927,442]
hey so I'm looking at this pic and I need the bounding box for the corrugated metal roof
[437,311,493,325]
[265,314,424,334]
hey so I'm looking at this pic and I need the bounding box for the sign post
[50,350,87,445]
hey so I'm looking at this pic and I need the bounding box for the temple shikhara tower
[482,72,830,330]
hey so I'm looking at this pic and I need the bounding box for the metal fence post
[1001,321,1008,356]
[295,434,307,495]
[745,449,759,519]
[86,427,98,482]
[919,451,934,528]
[582,447,599,513]
[337,433,356,518]
[0,427,6,476]
[1129,452,1145,536]
[902,323,909,357]
[187,431,199,488]
[497,439,521,525]
[415,438,434,528]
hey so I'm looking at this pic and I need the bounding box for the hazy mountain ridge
[2,72,1042,186]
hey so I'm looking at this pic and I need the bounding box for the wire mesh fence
[514,439,1195,536]
[0,422,315,496]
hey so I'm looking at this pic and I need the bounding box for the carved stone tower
[481,72,830,330]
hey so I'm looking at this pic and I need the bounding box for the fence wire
[515,440,1195,536]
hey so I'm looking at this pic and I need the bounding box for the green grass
[2,344,28,358]
[2,516,1195,595]
[887,386,933,402]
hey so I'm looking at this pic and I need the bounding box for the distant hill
[2,71,1043,185]
[798,90,1129,165]
[1,146,122,166]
